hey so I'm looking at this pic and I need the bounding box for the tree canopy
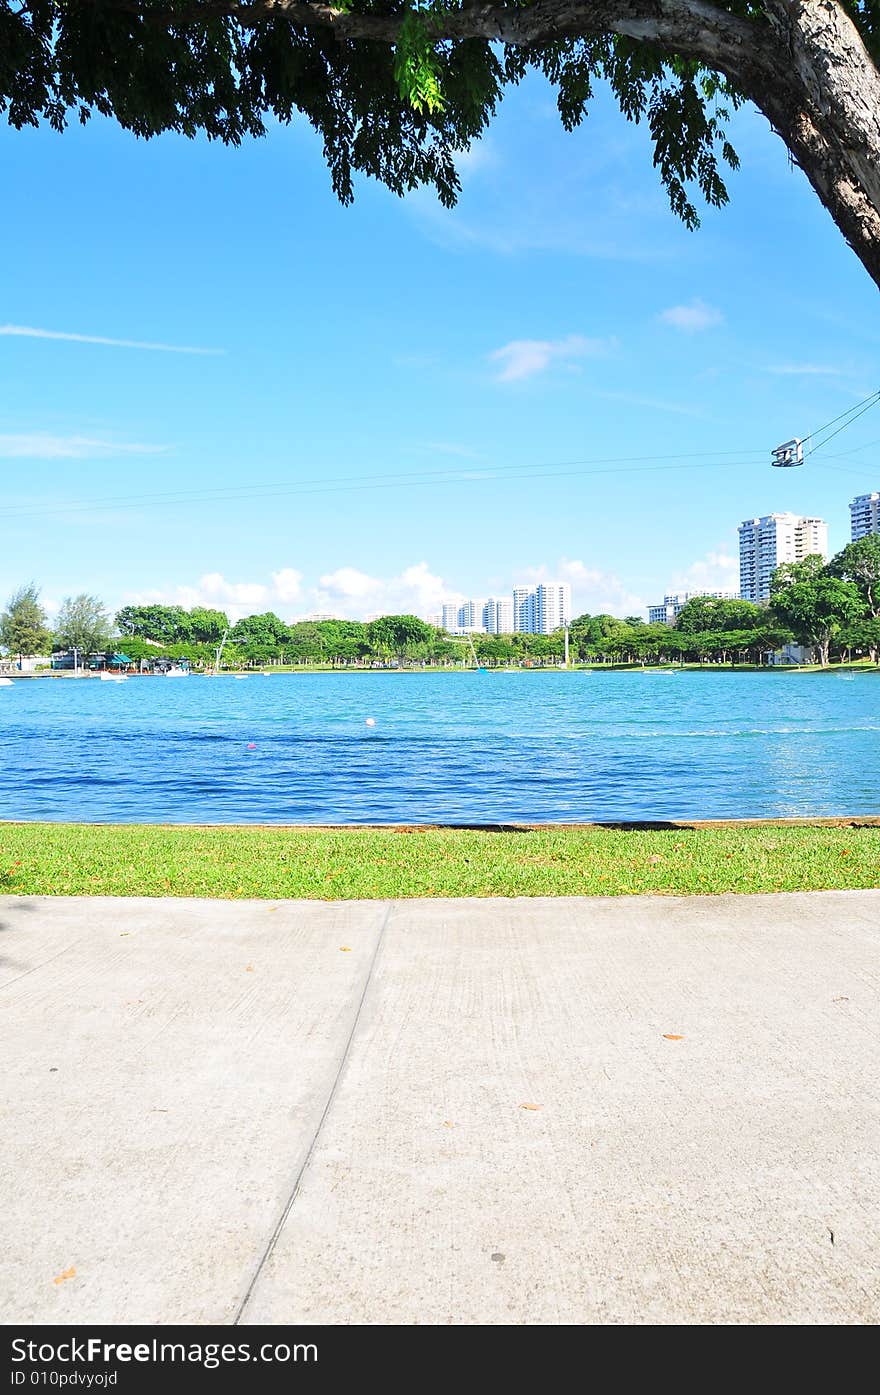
[770,554,866,665]
[366,613,435,663]
[3,1,880,285]
[826,534,880,618]
[54,593,112,655]
[0,583,50,660]
[674,595,763,633]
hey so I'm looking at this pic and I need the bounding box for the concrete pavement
[2,891,880,1325]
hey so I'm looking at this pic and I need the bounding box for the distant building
[512,586,536,634]
[483,597,514,634]
[425,613,442,630]
[435,583,570,635]
[850,492,880,541]
[457,598,486,630]
[1,654,51,674]
[738,513,828,603]
[535,583,571,635]
[647,591,739,626]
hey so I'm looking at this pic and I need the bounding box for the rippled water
[0,669,878,823]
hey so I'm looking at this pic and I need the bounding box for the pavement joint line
[0,926,90,993]
[232,898,396,1325]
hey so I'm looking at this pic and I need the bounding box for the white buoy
[365,717,376,727]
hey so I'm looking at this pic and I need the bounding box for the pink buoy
[247,743,257,750]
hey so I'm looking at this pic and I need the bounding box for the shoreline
[3,661,879,679]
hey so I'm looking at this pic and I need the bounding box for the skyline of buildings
[308,489,880,631]
[642,488,880,624]
[428,583,572,636]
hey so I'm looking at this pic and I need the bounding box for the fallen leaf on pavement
[519,1103,543,1111]
[339,946,352,952]
[53,1267,76,1285]
[662,1034,684,1041]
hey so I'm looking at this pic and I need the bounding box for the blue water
[0,670,878,823]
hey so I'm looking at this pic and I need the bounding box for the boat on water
[165,664,189,678]
[0,676,13,687]
[100,671,127,683]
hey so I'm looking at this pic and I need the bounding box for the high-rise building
[457,598,486,630]
[738,513,828,602]
[850,492,880,541]
[483,597,514,634]
[512,586,536,634]
[509,584,571,634]
[441,602,461,631]
[535,583,572,634]
[647,591,738,626]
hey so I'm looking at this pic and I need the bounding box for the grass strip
[1,822,880,899]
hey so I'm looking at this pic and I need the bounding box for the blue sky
[2,72,879,624]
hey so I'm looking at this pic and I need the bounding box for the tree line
[569,539,880,667]
[2,537,880,669]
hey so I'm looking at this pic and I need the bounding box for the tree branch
[87,0,772,84]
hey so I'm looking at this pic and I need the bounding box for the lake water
[0,670,878,824]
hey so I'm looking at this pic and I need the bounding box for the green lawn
[1,822,879,898]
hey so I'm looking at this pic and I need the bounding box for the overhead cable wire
[0,449,768,522]
[807,392,880,456]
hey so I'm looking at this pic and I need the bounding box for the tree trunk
[755,2,880,290]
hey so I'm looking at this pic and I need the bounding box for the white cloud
[127,573,272,622]
[668,545,741,596]
[592,389,707,420]
[125,562,461,624]
[315,561,460,619]
[271,568,304,604]
[659,299,724,333]
[0,433,165,458]
[318,567,378,600]
[767,363,846,377]
[488,334,612,383]
[414,440,483,460]
[0,324,223,355]
[521,558,645,617]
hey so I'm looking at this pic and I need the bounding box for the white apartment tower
[535,583,572,634]
[850,492,880,541]
[441,602,461,631]
[512,586,536,634]
[738,513,828,603]
[457,598,486,629]
[483,597,514,634]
